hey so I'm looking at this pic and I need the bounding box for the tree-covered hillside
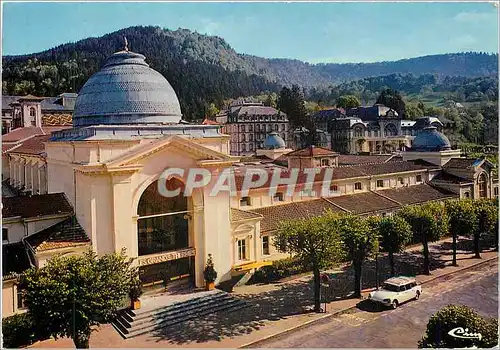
[2,25,498,119]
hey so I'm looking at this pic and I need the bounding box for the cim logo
[448,327,482,341]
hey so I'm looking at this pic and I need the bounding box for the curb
[237,255,497,349]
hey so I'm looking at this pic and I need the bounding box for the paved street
[257,259,498,348]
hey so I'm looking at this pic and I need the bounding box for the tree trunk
[422,236,430,275]
[73,332,90,349]
[388,251,395,276]
[474,232,481,259]
[312,264,321,313]
[353,260,362,298]
[452,233,458,266]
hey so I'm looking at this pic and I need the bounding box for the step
[126,299,249,338]
[126,297,246,334]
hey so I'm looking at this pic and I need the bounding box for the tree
[332,213,379,298]
[398,203,449,275]
[378,215,413,276]
[444,199,477,266]
[472,199,498,258]
[336,95,361,110]
[277,85,309,129]
[376,88,406,117]
[205,103,219,119]
[404,102,424,120]
[418,304,499,348]
[274,214,344,312]
[21,249,139,348]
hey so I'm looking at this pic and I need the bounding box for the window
[464,191,470,198]
[494,187,498,197]
[398,177,404,185]
[240,197,251,206]
[377,180,384,188]
[321,159,330,167]
[275,124,279,131]
[238,239,247,260]
[273,192,284,202]
[29,107,36,117]
[2,228,8,243]
[17,289,26,310]
[355,182,362,190]
[330,184,338,192]
[384,123,398,137]
[478,173,487,198]
[262,236,270,255]
[416,175,422,183]
[354,126,364,137]
[241,134,246,142]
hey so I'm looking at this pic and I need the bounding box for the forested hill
[2,25,498,118]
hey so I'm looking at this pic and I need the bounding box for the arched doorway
[384,123,398,137]
[137,178,194,291]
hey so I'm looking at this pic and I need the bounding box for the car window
[405,283,413,290]
[382,283,399,292]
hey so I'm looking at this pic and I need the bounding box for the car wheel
[392,300,398,309]
[415,291,421,300]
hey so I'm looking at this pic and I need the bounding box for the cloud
[453,11,496,22]
[200,19,221,35]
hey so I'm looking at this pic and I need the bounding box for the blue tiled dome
[264,132,286,149]
[412,126,451,152]
[73,50,182,127]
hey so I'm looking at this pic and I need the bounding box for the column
[32,162,40,194]
[111,172,136,256]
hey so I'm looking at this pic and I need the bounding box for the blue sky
[2,2,498,63]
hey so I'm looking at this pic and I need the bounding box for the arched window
[478,173,487,198]
[384,123,398,136]
[464,191,470,198]
[398,177,404,185]
[275,124,279,131]
[354,126,364,137]
[29,107,36,117]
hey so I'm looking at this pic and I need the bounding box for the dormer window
[321,159,330,167]
[240,197,251,206]
[273,192,284,202]
[355,182,362,191]
[416,175,422,183]
[29,107,36,117]
[398,177,404,185]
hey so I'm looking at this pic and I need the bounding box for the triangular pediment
[105,135,237,170]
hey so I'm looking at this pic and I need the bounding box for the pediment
[104,135,236,170]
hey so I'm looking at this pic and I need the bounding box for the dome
[73,50,182,127]
[264,132,286,149]
[411,126,451,152]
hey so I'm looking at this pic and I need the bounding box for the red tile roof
[338,154,397,165]
[287,145,338,157]
[2,126,70,143]
[231,208,263,221]
[25,217,90,252]
[7,134,50,156]
[202,119,220,125]
[2,193,73,219]
[326,191,400,215]
[376,183,457,205]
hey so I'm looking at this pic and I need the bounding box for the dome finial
[124,36,129,52]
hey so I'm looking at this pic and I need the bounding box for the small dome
[264,132,286,149]
[73,50,182,127]
[411,126,451,152]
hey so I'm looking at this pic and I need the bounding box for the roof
[2,126,70,143]
[231,208,263,222]
[41,114,72,126]
[384,276,416,286]
[202,119,220,125]
[25,217,90,252]
[326,191,400,215]
[338,154,396,166]
[287,145,338,157]
[7,134,50,156]
[2,193,73,219]
[3,242,31,280]
[377,183,457,205]
[2,95,76,112]
[230,105,285,118]
[432,171,473,184]
[443,158,479,169]
[251,198,345,232]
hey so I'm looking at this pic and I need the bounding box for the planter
[205,281,215,291]
[131,299,141,310]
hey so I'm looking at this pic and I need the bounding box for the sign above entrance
[137,247,196,266]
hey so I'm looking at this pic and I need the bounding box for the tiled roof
[41,114,72,126]
[3,242,31,280]
[432,171,473,184]
[350,161,429,176]
[287,145,338,157]
[377,183,457,205]
[443,158,479,169]
[338,154,396,165]
[7,134,50,156]
[231,208,263,222]
[1,126,70,143]
[231,105,285,117]
[2,193,73,219]
[25,217,90,252]
[251,198,346,233]
[2,95,76,112]
[2,143,21,154]
[326,191,400,215]
[202,119,220,125]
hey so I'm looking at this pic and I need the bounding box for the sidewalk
[30,237,498,348]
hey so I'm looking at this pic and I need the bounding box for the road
[258,259,498,348]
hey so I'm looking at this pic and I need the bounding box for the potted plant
[129,273,143,310]
[203,254,217,291]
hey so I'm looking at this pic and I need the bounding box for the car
[368,276,421,309]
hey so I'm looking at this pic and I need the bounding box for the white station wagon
[368,276,421,309]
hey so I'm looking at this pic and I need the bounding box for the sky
[1,1,499,63]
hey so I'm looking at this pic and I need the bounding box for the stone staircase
[112,290,249,339]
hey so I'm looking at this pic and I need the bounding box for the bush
[249,257,311,284]
[2,313,39,348]
[203,254,217,283]
[418,304,499,348]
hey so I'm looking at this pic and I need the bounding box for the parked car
[368,276,421,309]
